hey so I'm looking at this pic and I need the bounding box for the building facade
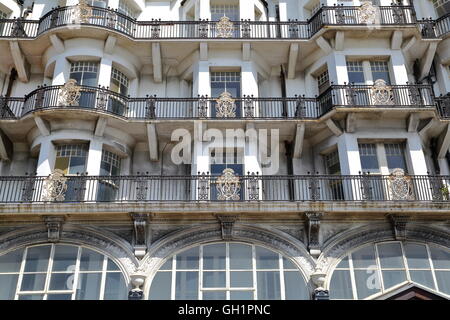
[0,0,449,300]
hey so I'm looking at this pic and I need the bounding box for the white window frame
[358,141,408,175]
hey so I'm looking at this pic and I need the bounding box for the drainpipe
[284,141,294,200]
[280,65,287,117]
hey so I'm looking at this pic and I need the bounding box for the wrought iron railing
[436,95,450,118]
[0,83,435,120]
[0,5,428,40]
[0,171,449,203]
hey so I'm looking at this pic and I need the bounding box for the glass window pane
[80,248,104,271]
[381,270,407,289]
[159,259,172,271]
[176,247,199,270]
[107,259,120,271]
[175,271,198,300]
[284,271,308,300]
[358,144,379,173]
[230,271,253,288]
[20,273,47,291]
[0,274,19,299]
[76,272,102,300]
[435,271,450,295]
[18,294,44,300]
[336,256,349,269]
[24,245,51,272]
[49,273,74,291]
[47,294,72,300]
[329,270,353,299]
[203,244,226,270]
[230,291,253,300]
[409,270,435,290]
[257,271,281,300]
[282,257,297,270]
[229,243,252,270]
[202,291,226,300]
[384,143,406,172]
[255,247,279,269]
[52,245,78,272]
[68,157,87,174]
[403,243,431,269]
[378,243,405,269]
[54,157,69,174]
[0,248,24,273]
[203,271,226,288]
[104,272,127,300]
[149,272,172,300]
[351,245,377,269]
[430,247,450,269]
[354,270,381,299]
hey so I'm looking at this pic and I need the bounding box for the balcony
[0,5,423,40]
[0,83,436,120]
[437,95,450,118]
[0,172,449,203]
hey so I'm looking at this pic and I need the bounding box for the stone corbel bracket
[43,216,65,243]
[216,215,238,241]
[387,214,410,241]
[131,213,150,259]
[305,212,323,257]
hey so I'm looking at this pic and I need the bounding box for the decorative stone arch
[139,223,316,297]
[315,223,450,288]
[0,223,139,281]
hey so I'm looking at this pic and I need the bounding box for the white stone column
[86,138,103,176]
[278,1,287,21]
[242,62,258,97]
[406,134,428,175]
[98,57,113,88]
[391,51,409,85]
[36,138,56,176]
[240,0,254,20]
[337,133,362,200]
[52,56,71,86]
[198,0,211,20]
[327,53,349,85]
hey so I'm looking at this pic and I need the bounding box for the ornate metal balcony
[0,4,427,40]
[0,83,436,120]
[0,171,449,203]
[436,94,450,118]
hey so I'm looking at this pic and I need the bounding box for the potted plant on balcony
[440,185,450,201]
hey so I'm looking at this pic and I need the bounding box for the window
[0,244,127,300]
[370,61,391,84]
[100,150,121,176]
[118,0,137,18]
[54,144,88,175]
[329,242,450,299]
[359,143,380,173]
[69,62,99,87]
[210,71,242,117]
[317,69,330,95]
[148,242,309,300]
[211,4,239,21]
[325,150,341,175]
[433,0,450,17]
[384,143,407,173]
[86,0,107,8]
[110,68,129,96]
[346,61,365,84]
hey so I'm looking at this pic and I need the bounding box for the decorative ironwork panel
[247,173,259,200]
[146,97,156,119]
[42,170,68,202]
[241,20,251,38]
[295,98,305,118]
[243,96,254,117]
[216,16,234,38]
[199,20,209,38]
[361,175,372,200]
[215,92,236,118]
[58,79,81,106]
[73,0,92,24]
[96,88,108,110]
[151,23,160,38]
[308,176,320,201]
[21,176,36,202]
[135,178,148,201]
[358,2,378,24]
[197,172,210,200]
[216,169,241,201]
[198,96,208,118]
[408,86,421,106]
[392,7,405,24]
[389,168,412,201]
[370,79,394,105]
[106,11,116,28]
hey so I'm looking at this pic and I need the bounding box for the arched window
[148,242,309,300]
[329,241,450,299]
[0,244,128,300]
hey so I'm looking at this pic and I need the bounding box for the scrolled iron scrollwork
[389,168,412,201]
[216,16,234,38]
[216,169,241,201]
[358,1,378,24]
[215,92,236,118]
[58,79,81,106]
[370,79,394,105]
[197,172,210,200]
[42,169,68,202]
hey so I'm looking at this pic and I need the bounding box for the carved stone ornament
[73,0,92,24]
[388,214,409,240]
[216,16,234,38]
[58,79,81,106]
[305,212,322,256]
[44,216,65,243]
[216,168,241,201]
[370,79,393,105]
[216,215,238,241]
[42,169,68,202]
[215,91,236,118]
[131,213,148,258]
[389,168,413,200]
[358,1,378,24]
